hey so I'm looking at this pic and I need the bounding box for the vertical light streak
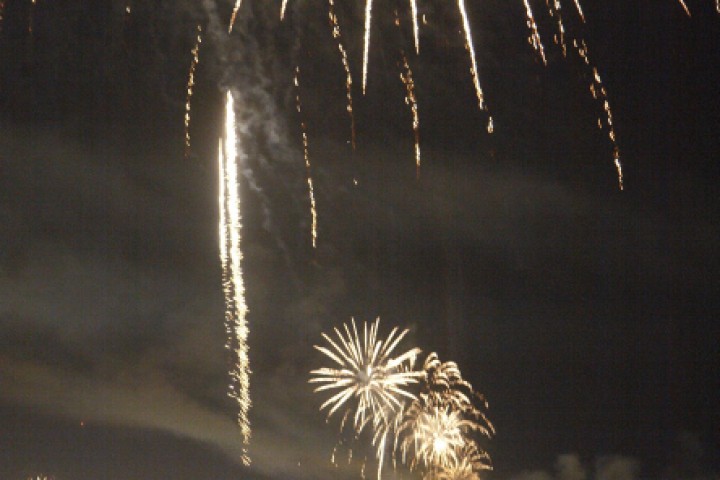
[184,25,202,159]
[410,0,420,54]
[546,0,567,57]
[294,67,318,248]
[399,50,421,177]
[229,0,243,33]
[573,39,624,190]
[457,0,487,111]
[220,92,252,464]
[362,0,374,94]
[281,0,289,20]
[572,0,586,23]
[523,0,547,65]
[677,0,692,16]
[716,0,720,14]
[328,0,356,149]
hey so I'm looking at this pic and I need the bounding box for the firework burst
[309,318,422,433]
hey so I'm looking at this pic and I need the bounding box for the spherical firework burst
[309,318,423,433]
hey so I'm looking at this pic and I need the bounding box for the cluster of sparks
[184,25,202,159]
[310,319,494,479]
[294,66,319,249]
[328,0,356,150]
[218,91,251,465]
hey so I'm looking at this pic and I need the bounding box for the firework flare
[309,318,422,433]
[184,25,202,159]
[219,91,251,465]
[362,0,374,94]
[677,0,692,16]
[294,66,319,249]
[410,0,420,53]
[457,0,488,113]
[228,0,243,33]
[523,0,547,65]
[327,0,356,150]
[572,0,586,23]
[398,49,421,177]
[281,0,289,20]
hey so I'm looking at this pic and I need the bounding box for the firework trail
[228,0,243,33]
[281,0,289,20]
[293,66,318,249]
[572,0,586,23]
[219,91,251,464]
[717,0,720,14]
[328,0,356,150]
[457,0,487,114]
[398,49,421,177]
[410,0,420,53]
[545,0,568,57]
[309,318,422,433]
[184,25,202,159]
[523,0,547,65]
[362,0,374,94]
[677,0,692,16]
[431,444,493,480]
[572,39,624,190]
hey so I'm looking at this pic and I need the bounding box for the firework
[572,0,586,23]
[545,0,568,57]
[410,0,420,53]
[184,25,202,159]
[457,0,488,112]
[523,0,547,65]
[677,0,692,16]
[281,0,289,20]
[219,91,251,464]
[430,444,493,480]
[309,318,422,433]
[294,66,318,249]
[328,0,356,149]
[228,0,243,33]
[398,49,421,177]
[362,0,374,94]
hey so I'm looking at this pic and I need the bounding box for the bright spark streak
[546,0,567,57]
[717,0,720,14]
[572,0,586,23]
[220,92,251,464]
[362,0,374,94]
[410,0,420,54]
[573,40,624,190]
[184,25,202,159]
[229,0,243,33]
[281,0,289,20]
[294,67,318,248]
[328,0,356,149]
[457,0,487,111]
[399,51,421,177]
[523,0,547,65]
[677,0,692,16]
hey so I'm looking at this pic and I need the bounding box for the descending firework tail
[281,0,289,20]
[398,49,421,177]
[457,0,488,113]
[309,318,423,433]
[293,66,319,248]
[410,0,420,53]
[328,0,356,149]
[571,39,624,190]
[184,25,202,159]
[362,0,374,94]
[228,0,243,33]
[545,0,568,57]
[677,0,692,16]
[219,92,251,464]
[572,0,586,22]
[523,0,547,65]
[428,444,493,480]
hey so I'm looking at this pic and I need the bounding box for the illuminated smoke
[219,92,251,464]
[294,66,318,249]
[184,25,202,159]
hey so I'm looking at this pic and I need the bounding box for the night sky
[1,1,719,479]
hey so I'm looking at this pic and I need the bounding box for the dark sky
[1,1,719,479]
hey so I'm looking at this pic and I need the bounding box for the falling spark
[219,91,251,464]
[309,318,422,433]
[410,0,420,53]
[229,0,243,33]
[184,25,202,159]
[281,0,289,20]
[677,0,692,16]
[294,66,318,248]
[523,0,547,65]
[457,0,487,111]
[573,39,624,190]
[398,50,421,177]
[572,0,586,23]
[328,0,356,149]
[362,0,374,94]
[546,0,568,57]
